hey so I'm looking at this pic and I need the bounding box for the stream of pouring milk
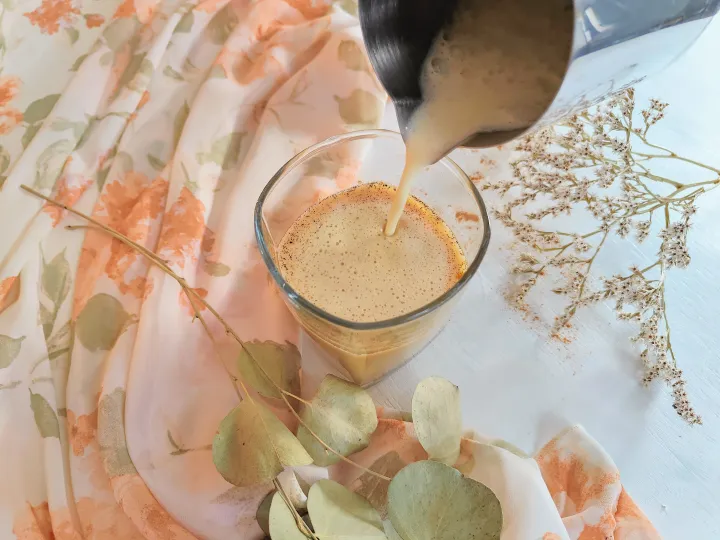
[384,0,573,236]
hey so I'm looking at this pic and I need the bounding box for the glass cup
[254,130,490,386]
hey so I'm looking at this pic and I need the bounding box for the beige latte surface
[277,182,466,323]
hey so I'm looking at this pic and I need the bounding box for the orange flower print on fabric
[283,0,331,19]
[12,501,53,540]
[113,0,134,19]
[84,13,105,28]
[74,173,168,317]
[42,175,93,227]
[68,409,98,456]
[217,48,284,85]
[0,275,20,315]
[536,438,620,517]
[196,0,227,12]
[0,76,23,135]
[179,287,208,317]
[112,0,157,23]
[156,187,206,269]
[543,534,563,540]
[13,497,143,540]
[24,0,80,35]
[615,488,661,539]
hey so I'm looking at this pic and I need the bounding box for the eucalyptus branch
[21,184,392,477]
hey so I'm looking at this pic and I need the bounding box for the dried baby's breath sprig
[485,89,719,425]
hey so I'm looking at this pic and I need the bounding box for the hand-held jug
[359,0,720,156]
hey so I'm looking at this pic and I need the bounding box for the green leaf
[98,388,137,476]
[269,492,308,540]
[24,94,61,124]
[308,479,386,539]
[257,491,274,536]
[175,11,194,33]
[34,140,74,190]
[383,520,403,540]
[70,53,88,72]
[99,51,114,66]
[354,451,405,517]
[21,124,41,149]
[65,26,80,44]
[305,155,342,178]
[203,260,230,276]
[116,151,134,173]
[296,375,378,466]
[212,400,312,487]
[147,154,166,171]
[127,58,154,91]
[0,145,10,174]
[96,167,111,190]
[236,340,300,400]
[0,335,25,369]
[334,90,382,127]
[338,40,366,71]
[336,0,358,16]
[387,461,503,540]
[206,4,238,45]
[76,116,98,148]
[30,390,60,438]
[197,131,245,170]
[103,18,138,50]
[40,249,72,339]
[411,377,461,466]
[46,321,73,361]
[76,294,131,352]
[173,102,190,148]
[209,64,226,79]
[116,54,149,93]
[163,65,184,81]
[41,250,71,310]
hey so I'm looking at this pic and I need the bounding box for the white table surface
[362,17,720,540]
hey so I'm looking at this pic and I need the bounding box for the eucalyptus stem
[21,184,392,477]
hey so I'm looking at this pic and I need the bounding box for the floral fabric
[0,0,659,538]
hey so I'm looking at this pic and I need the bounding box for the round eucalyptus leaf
[412,377,462,465]
[212,400,312,487]
[297,375,378,466]
[307,479,386,539]
[387,460,502,540]
[269,492,309,540]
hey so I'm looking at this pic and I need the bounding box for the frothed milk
[277,183,466,323]
[385,0,573,235]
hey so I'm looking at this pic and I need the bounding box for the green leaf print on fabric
[34,140,74,190]
[21,124,41,149]
[39,249,71,340]
[174,102,190,148]
[98,388,137,476]
[0,145,10,175]
[206,5,239,45]
[0,335,25,369]
[24,94,61,124]
[147,154,167,171]
[335,90,383,127]
[30,390,60,438]
[338,40,366,71]
[163,66,184,81]
[235,340,301,400]
[103,18,140,51]
[70,53,88,71]
[203,261,230,277]
[65,27,80,45]
[76,294,132,352]
[175,11,194,34]
[197,131,245,170]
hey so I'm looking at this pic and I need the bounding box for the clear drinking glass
[254,130,490,386]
